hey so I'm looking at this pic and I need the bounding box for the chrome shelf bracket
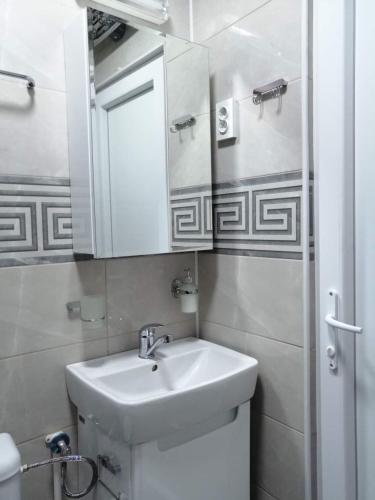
[252,78,287,105]
[170,114,196,133]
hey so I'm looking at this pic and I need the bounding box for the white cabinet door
[64,11,95,255]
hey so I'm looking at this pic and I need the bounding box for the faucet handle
[139,323,164,337]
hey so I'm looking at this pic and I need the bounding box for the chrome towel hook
[170,114,196,133]
[252,79,287,105]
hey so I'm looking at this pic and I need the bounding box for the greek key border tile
[42,202,73,250]
[170,188,212,250]
[0,171,309,265]
[0,175,74,266]
[171,171,305,259]
[0,202,38,252]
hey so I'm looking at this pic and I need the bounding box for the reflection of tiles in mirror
[0,175,74,267]
[170,186,213,250]
[171,171,305,259]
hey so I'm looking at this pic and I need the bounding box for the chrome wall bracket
[170,114,196,133]
[252,78,287,105]
[171,278,183,298]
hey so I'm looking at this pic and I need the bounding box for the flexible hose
[61,459,98,499]
[22,455,98,498]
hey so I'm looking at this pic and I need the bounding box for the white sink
[66,337,258,444]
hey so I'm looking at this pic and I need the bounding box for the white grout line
[202,319,306,350]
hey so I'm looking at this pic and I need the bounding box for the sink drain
[152,364,158,372]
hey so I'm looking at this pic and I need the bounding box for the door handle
[325,290,363,372]
[325,314,363,334]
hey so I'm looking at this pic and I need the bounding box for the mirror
[66,9,212,258]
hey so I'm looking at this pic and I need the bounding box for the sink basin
[66,337,258,444]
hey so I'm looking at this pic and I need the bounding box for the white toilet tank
[0,433,21,500]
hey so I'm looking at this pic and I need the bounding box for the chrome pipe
[0,69,35,88]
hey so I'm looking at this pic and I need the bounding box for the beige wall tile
[199,253,303,346]
[200,320,247,353]
[201,321,304,432]
[0,82,69,177]
[106,253,195,337]
[211,82,302,182]
[162,0,191,40]
[0,261,106,359]
[166,42,211,189]
[0,0,81,93]
[251,413,304,500]
[204,0,301,105]
[169,113,211,189]
[246,332,304,432]
[193,0,271,42]
[0,339,107,443]
[167,44,210,119]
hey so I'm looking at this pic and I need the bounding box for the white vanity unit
[66,338,258,500]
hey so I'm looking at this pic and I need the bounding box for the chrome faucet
[138,323,173,359]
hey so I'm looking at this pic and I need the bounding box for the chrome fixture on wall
[170,114,196,133]
[0,69,35,88]
[171,268,199,313]
[66,295,106,322]
[21,430,98,499]
[252,78,288,105]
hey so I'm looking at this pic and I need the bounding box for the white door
[315,0,375,499]
[95,55,169,257]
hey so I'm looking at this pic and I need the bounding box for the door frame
[314,1,357,499]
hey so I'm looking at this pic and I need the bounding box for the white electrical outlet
[215,98,239,142]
